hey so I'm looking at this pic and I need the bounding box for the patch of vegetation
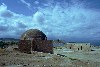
[0,41,18,49]
[0,41,9,49]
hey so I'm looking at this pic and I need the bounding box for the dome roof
[20,29,46,40]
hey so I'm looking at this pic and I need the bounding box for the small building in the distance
[18,29,53,54]
[65,43,91,52]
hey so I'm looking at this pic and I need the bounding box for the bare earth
[0,46,100,67]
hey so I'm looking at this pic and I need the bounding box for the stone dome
[20,29,46,40]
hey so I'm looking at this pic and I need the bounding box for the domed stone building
[18,29,53,54]
[20,29,47,40]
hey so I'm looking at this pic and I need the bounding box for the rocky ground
[0,46,100,67]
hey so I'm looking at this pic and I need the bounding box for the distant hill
[0,38,19,41]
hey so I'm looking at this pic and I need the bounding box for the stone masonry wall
[18,40,53,54]
[65,43,91,52]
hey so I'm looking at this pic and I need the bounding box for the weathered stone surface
[20,29,46,40]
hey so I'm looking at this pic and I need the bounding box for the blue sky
[0,0,100,42]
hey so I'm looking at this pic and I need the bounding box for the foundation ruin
[65,43,91,52]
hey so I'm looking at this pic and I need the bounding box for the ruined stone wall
[18,40,53,54]
[34,40,53,54]
[18,40,31,53]
[65,43,91,52]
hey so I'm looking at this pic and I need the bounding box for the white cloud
[33,11,45,24]
[31,0,100,40]
[0,3,14,18]
[34,1,39,4]
[0,0,100,41]
[20,0,31,8]
[0,3,34,38]
[0,3,7,12]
